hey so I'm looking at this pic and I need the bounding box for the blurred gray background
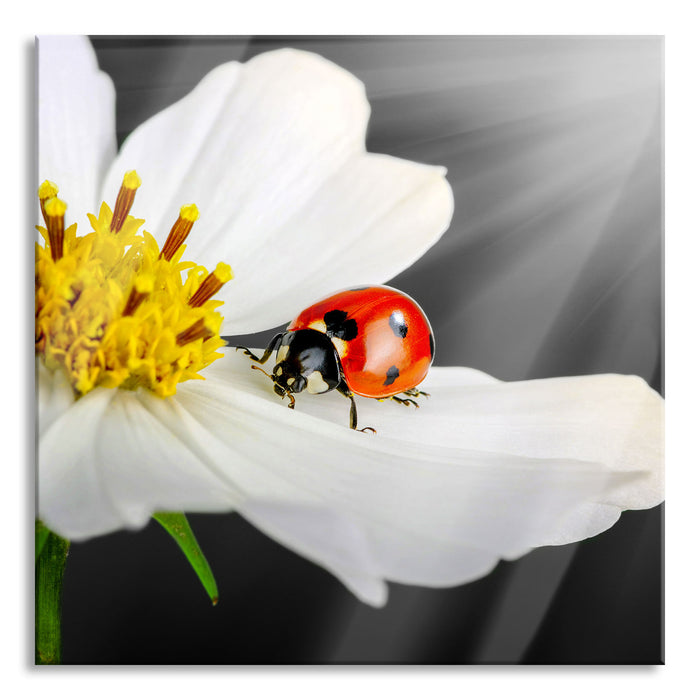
[58,36,662,664]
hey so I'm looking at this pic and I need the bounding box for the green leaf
[153,512,219,605]
[35,520,50,563]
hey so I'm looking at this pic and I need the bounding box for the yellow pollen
[38,180,59,201]
[180,203,199,222]
[188,262,233,308]
[159,204,200,262]
[38,181,61,231]
[35,177,232,399]
[44,197,67,217]
[123,170,142,189]
[110,170,142,233]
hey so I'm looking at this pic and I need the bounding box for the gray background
[57,36,662,664]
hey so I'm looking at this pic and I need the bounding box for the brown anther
[38,180,59,229]
[122,276,153,317]
[188,274,223,308]
[188,263,232,308]
[122,288,148,317]
[110,171,142,233]
[160,204,199,261]
[43,197,67,263]
[176,318,211,346]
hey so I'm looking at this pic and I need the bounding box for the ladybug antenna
[250,364,296,409]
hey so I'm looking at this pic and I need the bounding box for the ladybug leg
[336,380,376,434]
[387,387,429,408]
[390,395,419,408]
[234,333,283,365]
[403,387,430,399]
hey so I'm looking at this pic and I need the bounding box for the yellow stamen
[43,196,67,262]
[38,180,59,226]
[35,177,232,399]
[110,170,142,233]
[188,263,233,308]
[160,204,200,261]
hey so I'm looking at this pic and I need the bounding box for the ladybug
[236,285,435,432]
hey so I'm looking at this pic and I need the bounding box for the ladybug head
[268,329,342,403]
[271,365,307,396]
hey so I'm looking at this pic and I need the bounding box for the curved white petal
[37,362,75,437]
[38,350,663,606]
[240,501,390,607]
[101,49,453,334]
[37,36,116,231]
[38,375,242,538]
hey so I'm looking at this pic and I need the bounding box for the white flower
[37,36,664,607]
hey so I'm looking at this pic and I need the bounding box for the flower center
[35,171,232,398]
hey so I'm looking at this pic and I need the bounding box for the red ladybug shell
[287,286,435,399]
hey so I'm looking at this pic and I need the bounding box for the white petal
[37,349,662,606]
[197,352,663,588]
[240,502,389,607]
[225,153,453,334]
[36,361,75,437]
[101,48,453,334]
[37,381,241,539]
[380,368,665,512]
[37,36,116,230]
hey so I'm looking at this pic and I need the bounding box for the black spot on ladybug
[323,309,358,341]
[383,365,400,386]
[429,332,435,359]
[389,310,408,338]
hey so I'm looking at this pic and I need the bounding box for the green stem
[35,529,69,664]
